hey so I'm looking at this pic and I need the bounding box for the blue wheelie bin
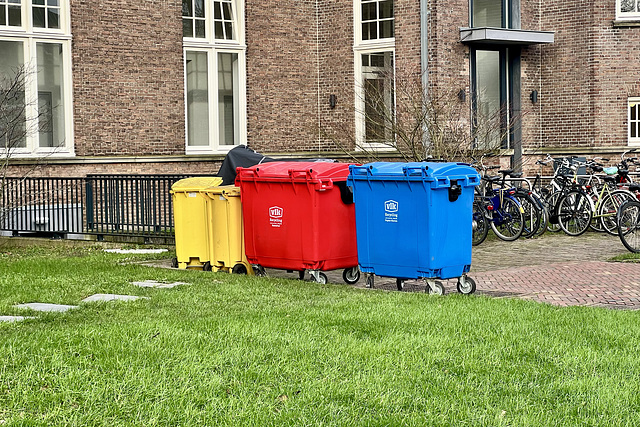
[347,162,480,294]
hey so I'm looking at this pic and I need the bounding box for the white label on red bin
[269,206,283,227]
[384,200,398,223]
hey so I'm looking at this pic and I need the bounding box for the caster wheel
[396,278,403,291]
[252,265,266,276]
[342,267,360,284]
[312,272,328,284]
[171,257,178,269]
[298,270,306,280]
[202,261,212,272]
[232,263,248,275]
[366,275,374,289]
[456,276,477,295]
[426,281,445,295]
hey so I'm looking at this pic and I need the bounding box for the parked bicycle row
[471,150,640,253]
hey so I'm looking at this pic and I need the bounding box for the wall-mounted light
[329,94,337,109]
[458,89,466,102]
[530,90,538,104]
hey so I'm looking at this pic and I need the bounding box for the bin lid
[170,177,223,193]
[236,161,354,184]
[204,185,241,197]
[348,162,480,187]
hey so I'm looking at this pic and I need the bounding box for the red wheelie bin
[235,161,360,284]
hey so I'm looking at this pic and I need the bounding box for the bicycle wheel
[586,185,605,232]
[618,199,640,253]
[557,190,593,236]
[490,196,524,241]
[598,190,635,235]
[530,193,549,237]
[515,192,542,239]
[545,191,563,233]
[472,200,490,246]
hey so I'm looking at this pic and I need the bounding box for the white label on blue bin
[269,206,283,228]
[384,200,398,223]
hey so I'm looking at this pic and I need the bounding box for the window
[361,0,393,41]
[0,0,72,157]
[183,0,245,153]
[354,1,395,148]
[629,98,640,145]
[618,0,640,20]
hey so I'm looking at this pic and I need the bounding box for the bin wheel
[426,281,445,295]
[365,275,374,289]
[313,272,328,284]
[396,279,404,291]
[171,257,178,269]
[342,267,360,284]
[203,261,212,272]
[232,263,248,275]
[298,270,305,280]
[252,265,266,277]
[456,276,476,295]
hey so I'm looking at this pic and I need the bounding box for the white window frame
[617,0,640,21]
[0,0,73,158]
[628,97,640,146]
[353,0,395,150]
[183,0,246,154]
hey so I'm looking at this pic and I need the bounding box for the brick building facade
[2,0,640,178]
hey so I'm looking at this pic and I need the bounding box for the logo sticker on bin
[269,206,283,227]
[384,200,398,223]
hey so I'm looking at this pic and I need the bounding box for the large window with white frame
[183,0,246,153]
[617,0,640,20]
[354,0,395,149]
[628,98,640,146]
[0,0,72,157]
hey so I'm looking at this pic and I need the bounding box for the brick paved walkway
[326,231,640,310]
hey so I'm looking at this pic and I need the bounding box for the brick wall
[70,0,185,157]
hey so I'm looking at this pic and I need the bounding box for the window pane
[224,22,232,39]
[214,21,223,39]
[195,19,205,37]
[36,43,65,148]
[222,2,232,20]
[47,0,59,6]
[186,51,209,147]
[33,0,44,5]
[194,0,204,18]
[362,3,376,21]
[33,7,45,27]
[0,7,5,25]
[380,20,393,38]
[621,0,635,13]
[361,51,394,143]
[183,19,193,37]
[379,0,393,19]
[0,40,26,149]
[472,0,503,27]
[8,5,20,26]
[632,105,637,121]
[48,8,60,29]
[214,2,221,19]
[475,50,502,149]
[218,53,238,146]
[182,0,192,17]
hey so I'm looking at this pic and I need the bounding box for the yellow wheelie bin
[171,177,223,270]
[202,185,253,275]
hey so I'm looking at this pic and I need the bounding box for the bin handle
[403,166,429,177]
[288,168,315,178]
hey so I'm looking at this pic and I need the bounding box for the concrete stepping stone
[0,316,34,322]
[131,280,188,289]
[81,294,150,303]
[104,249,168,254]
[14,303,78,312]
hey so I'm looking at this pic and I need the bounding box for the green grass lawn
[1,241,640,426]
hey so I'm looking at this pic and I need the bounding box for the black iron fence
[1,174,201,241]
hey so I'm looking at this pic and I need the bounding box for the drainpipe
[420,0,430,157]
